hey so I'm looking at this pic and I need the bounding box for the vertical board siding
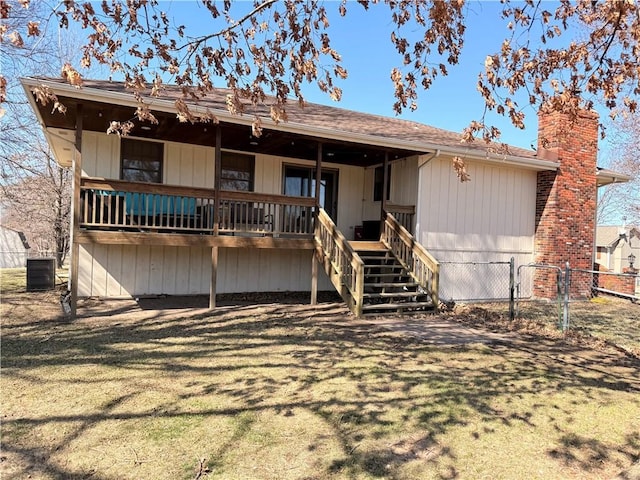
[335,162,365,236]
[417,156,536,253]
[78,245,94,296]
[162,247,178,294]
[360,167,377,221]
[149,246,164,293]
[417,156,537,300]
[119,245,136,295]
[105,244,122,296]
[390,156,419,206]
[81,132,119,178]
[134,246,151,294]
[78,245,331,296]
[165,142,213,187]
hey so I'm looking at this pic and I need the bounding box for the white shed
[0,226,30,268]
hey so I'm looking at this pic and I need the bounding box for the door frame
[282,163,339,221]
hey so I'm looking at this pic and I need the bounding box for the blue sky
[76,0,623,162]
[159,1,542,150]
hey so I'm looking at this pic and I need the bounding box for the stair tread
[362,301,435,312]
[363,264,405,269]
[365,272,409,277]
[365,282,418,288]
[364,291,425,298]
[350,241,387,251]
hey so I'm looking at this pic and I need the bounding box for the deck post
[69,103,83,318]
[311,250,318,305]
[210,246,218,309]
[380,151,389,238]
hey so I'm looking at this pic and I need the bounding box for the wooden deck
[76,230,315,249]
[79,177,316,246]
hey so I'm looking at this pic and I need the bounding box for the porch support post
[210,127,222,309]
[315,142,322,211]
[311,142,322,305]
[210,246,218,309]
[69,103,83,318]
[380,151,389,237]
[213,126,222,234]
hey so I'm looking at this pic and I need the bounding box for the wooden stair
[350,241,436,315]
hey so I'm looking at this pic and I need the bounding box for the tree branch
[177,0,278,51]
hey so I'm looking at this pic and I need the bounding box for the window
[373,164,391,202]
[120,138,163,183]
[221,152,255,191]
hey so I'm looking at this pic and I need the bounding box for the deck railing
[218,190,315,235]
[385,203,415,234]
[315,208,365,316]
[79,177,316,236]
[382,212,439,307]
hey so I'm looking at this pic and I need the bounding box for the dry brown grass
[457,298,640,358]
[2,269,639,480]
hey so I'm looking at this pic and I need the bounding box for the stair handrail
[314,209,365,316]
[382,212,440,308]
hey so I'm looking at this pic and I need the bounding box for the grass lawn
[1,268,639,479]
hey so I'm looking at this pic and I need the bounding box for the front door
[283,165,338,220]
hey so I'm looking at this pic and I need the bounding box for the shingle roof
[36,77,538,161]
[596,225,640,247]
[596,226,625,247]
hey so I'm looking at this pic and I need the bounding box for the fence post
[555,268,563,329]
[563,262,570,332]
[509,257,515,321]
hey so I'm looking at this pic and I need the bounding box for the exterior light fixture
[629,252,636,269]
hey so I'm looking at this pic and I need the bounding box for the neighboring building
[0,225,30,268]
[21,77,628,316]
[596,225,640,273]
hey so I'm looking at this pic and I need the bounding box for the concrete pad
[363,316,511,345]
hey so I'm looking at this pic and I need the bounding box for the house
[0,225,30,268]
[21,77,626,316]
[596,225,640,273]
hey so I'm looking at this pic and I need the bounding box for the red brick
[534,108,598,298]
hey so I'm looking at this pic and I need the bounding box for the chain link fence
[438,259,638,353]
[438,260,514,303]
[512,263,639,353]
[564,268,639,352]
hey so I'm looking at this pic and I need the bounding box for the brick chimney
[533,106,599,298]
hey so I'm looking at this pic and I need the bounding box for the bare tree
[1,0,78,266]
[598,114,640,226]
[1,0,639,180]
[1,144,71,266]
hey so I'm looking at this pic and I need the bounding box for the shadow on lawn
[2,294,640,479]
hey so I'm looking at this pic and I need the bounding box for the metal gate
[515,263,567,330]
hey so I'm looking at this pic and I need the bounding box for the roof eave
[21,77,559,171]
[596,169,633,187]
[21,79,75,167]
